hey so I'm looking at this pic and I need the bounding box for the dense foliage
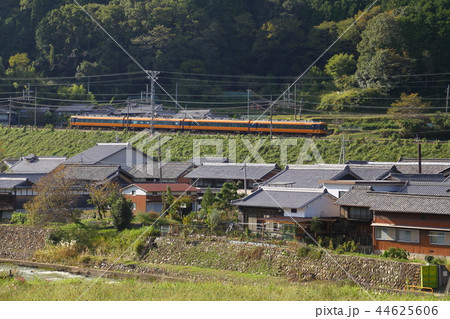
[0,0,449,117]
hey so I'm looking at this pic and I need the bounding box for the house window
[429,231,450,245]
[273,223,280,232]
[338,191,347,198]
[152,192,157,195]
[375,227,395,241]
[291,208,297,214]
[348,207,372,221]
[132,203,137,210]
[397,229,419,243]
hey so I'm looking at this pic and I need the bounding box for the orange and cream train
[70,115,328,135]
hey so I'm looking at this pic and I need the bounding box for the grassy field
[1,274,448,301]
[0,125,449,165]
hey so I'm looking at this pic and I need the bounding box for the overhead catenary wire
[72,0,199,124]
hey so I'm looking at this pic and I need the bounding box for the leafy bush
[342,240,358,253]
[10,212,28,224]
[297,246,311,258]
[110,196,133,231]
[47,223,99,251]
[382,247,409,260]
[134,211,160,225]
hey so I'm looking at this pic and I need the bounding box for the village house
[64,142,153,170]
[128,161,194,183]
[336,182,450,257]
[3,154,66,174]
[58,164,134,208]
[185,162,280,194]
[122,183,200,215]
[232,186,339,237]
[0,177,35,220]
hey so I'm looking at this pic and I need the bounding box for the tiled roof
[233,187,330,209]
[128,183,199,193]
[174,109,211,119]
[65,143,129,165]
[129,161,193,179]
[0,173,46,184]
[191,157,231,165]
[398,181,450,196]
[263,164,356,188]
[7,155,66,174]
[335,186,379,207]
[61,165,131,182]
[0,177,32,189]
[348,164,399,180]
[384,173,447,182]
[370,194,450,215]
[390,163,449,175]
[185,163,279,180]
[336,186,450,215]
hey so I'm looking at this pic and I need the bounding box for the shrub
[134,211,159,225]
[110,196,133,231]
[297,246,311,258]
[382,247,409,260]
[10,212,28,224]
[342,240,358,253]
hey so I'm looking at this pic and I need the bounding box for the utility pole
[147,70,160,134]
[175,82,178,110]
[446,84,449,114]
[269,103,273,139]
[243,161,247,195]
[126,97,130,132]
[293,84,297,121]
[8,97,12,126]
[299,98,303,121]
[34,87,37,127]
[338,135,346,164]
[158,134,163,181]
[247,89,250,119]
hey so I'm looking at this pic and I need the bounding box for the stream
[0,264,93,281]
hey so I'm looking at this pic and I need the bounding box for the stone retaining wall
[0,226,421,289]
[144,237,421,289]
[0,225,50,260]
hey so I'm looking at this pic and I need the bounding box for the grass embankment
[1,275,448,301]
[0,125,449,165]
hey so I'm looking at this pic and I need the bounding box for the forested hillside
[0,0,449,118]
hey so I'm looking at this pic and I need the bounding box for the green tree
[0,56,5,76]
[206,208,223,232]
[110,195,133,231]
[87,180,121,220]
[162,186,192,220]
[24,167,80,225]
[324,53,357,90]
[58,84,95,102]
[201,186,215,211]
[388,92,430,117]
[355,13,414,91]
[325,53,356,79]
[214,182,241,211]
[5,53,38,79]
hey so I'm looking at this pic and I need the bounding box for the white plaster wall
[122,186,146,196]
[304,195,340,218]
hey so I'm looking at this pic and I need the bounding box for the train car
[251,120,327,135]
[70,115,327,135]
[183,118,251,133]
